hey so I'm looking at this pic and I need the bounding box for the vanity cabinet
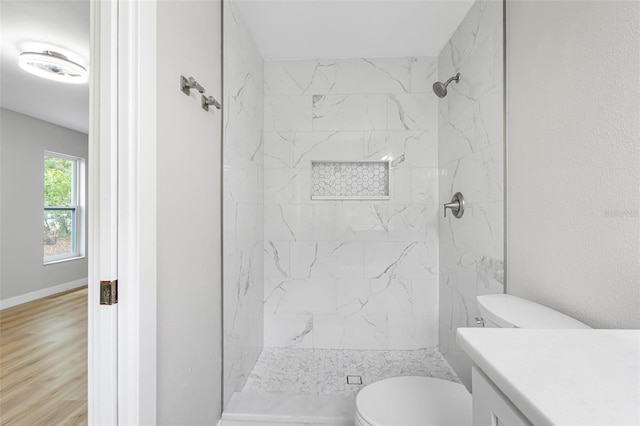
[472,367,531,426]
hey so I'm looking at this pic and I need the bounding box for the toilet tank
[477,294,591,329]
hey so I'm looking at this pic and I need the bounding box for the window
[43,152,84,263]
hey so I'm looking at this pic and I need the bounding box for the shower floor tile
[242,347,460,397]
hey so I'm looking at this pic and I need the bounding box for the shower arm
[444,73,460,86]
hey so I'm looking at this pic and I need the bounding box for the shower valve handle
[444,192,465,218]
[443,201,459,217]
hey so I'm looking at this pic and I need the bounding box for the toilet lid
[356,376,471,426]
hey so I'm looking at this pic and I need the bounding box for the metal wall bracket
[180,75,205,95]
[202,95,221,111]
[100,280,118,305]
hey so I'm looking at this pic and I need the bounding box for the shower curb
[221,392,355,425]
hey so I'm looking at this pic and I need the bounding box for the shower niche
[310,161,390,200]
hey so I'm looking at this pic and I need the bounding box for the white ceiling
[0,1,472,134]
[1,0,89,134]
[236,0,475,60]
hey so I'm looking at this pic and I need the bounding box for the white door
[89,1,158,424]
[88,1,119,424]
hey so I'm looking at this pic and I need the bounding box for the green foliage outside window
[44,156,74,239]
[44,156,73,206]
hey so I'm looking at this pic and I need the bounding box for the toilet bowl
[354,294,591,426]
[355,376,471,426]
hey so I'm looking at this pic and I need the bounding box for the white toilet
[354,294,591,426]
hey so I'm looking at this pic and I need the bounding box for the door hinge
[100,279,118,305]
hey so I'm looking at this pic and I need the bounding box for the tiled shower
[262,55,440,351]
[222,0,504,419]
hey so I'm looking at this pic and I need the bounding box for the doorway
[0,0,91,423]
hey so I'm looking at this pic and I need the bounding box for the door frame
[88,0,157,423]
[88,1,118,423]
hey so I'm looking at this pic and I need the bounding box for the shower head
[433,73,460,98]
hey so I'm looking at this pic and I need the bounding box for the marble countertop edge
[456,328,640,426]
[456,328,552,426]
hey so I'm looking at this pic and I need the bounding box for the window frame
[43,151,86,264]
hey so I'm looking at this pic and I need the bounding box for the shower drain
[346,375,363,385]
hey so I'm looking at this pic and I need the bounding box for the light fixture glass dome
[19,51,88,84]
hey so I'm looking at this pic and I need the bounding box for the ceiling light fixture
[19,51,88,84]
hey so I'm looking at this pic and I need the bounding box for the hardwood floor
[0,287,87,425]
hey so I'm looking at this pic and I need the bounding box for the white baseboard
[0,277,87,310]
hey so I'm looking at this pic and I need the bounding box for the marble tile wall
[437,0,504,389]
[263,57,440,350]
[223,0,264,408]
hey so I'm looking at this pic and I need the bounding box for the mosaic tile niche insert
[311,161,390,200]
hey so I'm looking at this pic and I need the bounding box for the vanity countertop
[457,328,640,426]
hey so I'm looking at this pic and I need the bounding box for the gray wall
[0,108,88,302]
[156,0,223,423]
[506,0,640,328]
[438,0,504,389]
